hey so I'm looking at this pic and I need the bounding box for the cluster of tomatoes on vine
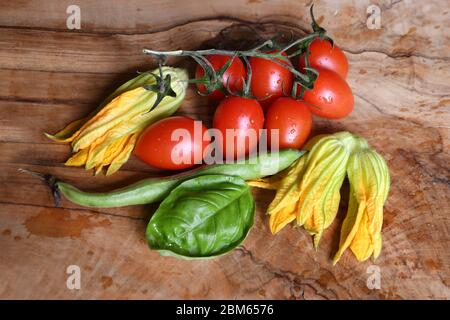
[137,7,354,170]
[196,34,352,154]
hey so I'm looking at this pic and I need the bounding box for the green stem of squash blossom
[141,59,178,110]
[143,5,330,98]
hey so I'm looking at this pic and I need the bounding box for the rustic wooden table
[0,0,449,299]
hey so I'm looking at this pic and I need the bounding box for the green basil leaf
[146,175,255,258]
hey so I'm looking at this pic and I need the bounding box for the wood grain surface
[0,0,449,299]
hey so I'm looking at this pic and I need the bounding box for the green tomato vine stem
[142,35,319,86]
[142,5,329,100]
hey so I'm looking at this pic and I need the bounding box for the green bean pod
[23,149,304,208]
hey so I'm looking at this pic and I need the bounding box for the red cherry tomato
[135,116,210,170]
[195,55,246,100]
[299,38,349,79]
[265,98,313,149]
[249,50,294,109]
[303,68,354,119]
[212,96,264,159]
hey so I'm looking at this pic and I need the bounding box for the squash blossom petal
[333,147,390,264]
[296,132,357,248]
[265,155,308,234]
[45,70,169,142]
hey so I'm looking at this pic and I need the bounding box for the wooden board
[0,0,449,299]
